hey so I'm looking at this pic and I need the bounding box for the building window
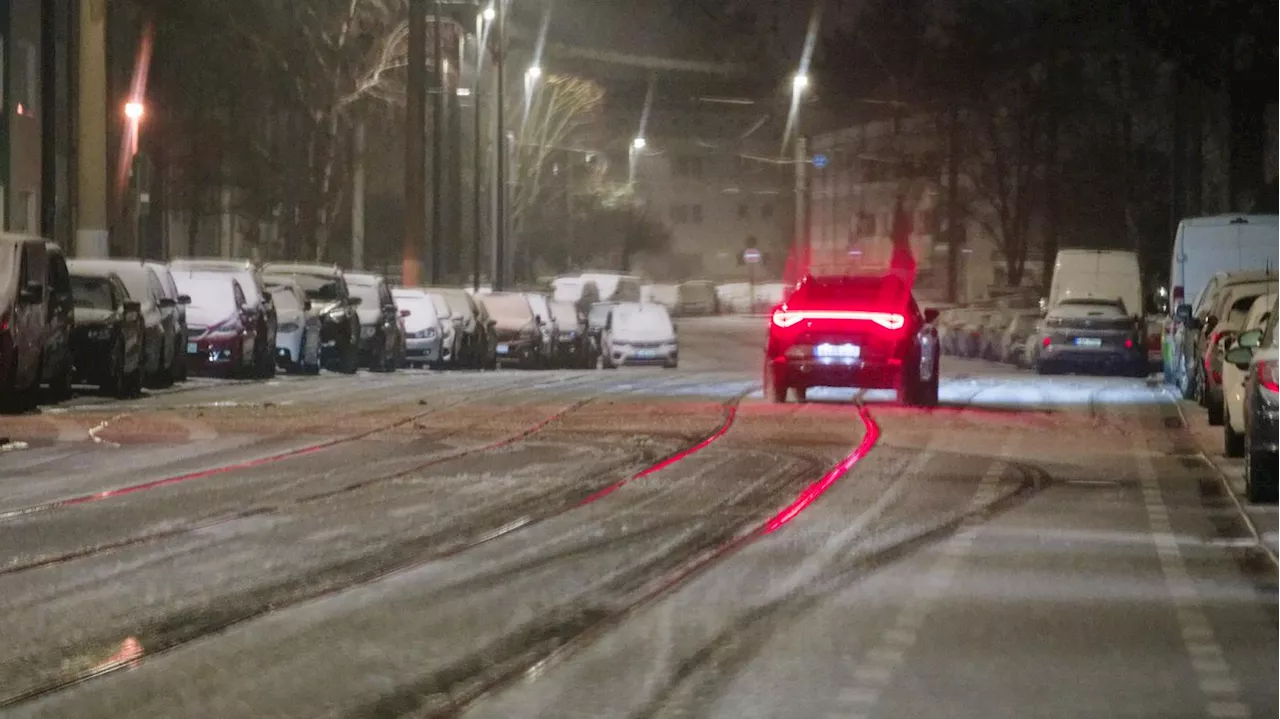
[738,203,749,219]
[15,41,37,116]
[690,204,703,223]
[761,203,774,220]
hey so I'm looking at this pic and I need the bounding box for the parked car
[0,236,75,409]
[1223,306,1279,502]
[1037,298,1144,376]
[1222,293,1276,456]
[260,263,361,374]
[676,280,719,316]
[999,311,1040,365]
[423,290,461,366]
[482,292,542,368]
[174,272,256,377]
[263,278,321,374]
[69,260,179,388]
[1175,270,1276,402]
[145,262,191,382]
[171,258,278,378]
[1200,278,1277,424]
[346,272,402,372]
[393,288,443,368]
[549,299,587,368]
[601,301,679,369]
[1164,215,1279,395]
[425,287,488,368]
[68,267,145,396]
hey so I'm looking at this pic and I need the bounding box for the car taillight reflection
[771,309,905,331]
[1260,361,1279,393]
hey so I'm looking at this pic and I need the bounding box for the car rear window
[71,275,115,310]
[481,293,533,324]
[268,286,301,313]
[176,275,237,316]
[790,275,911,308]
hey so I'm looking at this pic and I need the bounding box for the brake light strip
[773,309,905,330]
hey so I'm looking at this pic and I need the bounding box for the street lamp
[482,5,496,21]
[791,73,810,94]
[631,136,646,151]
[526,65,542,82]
[124,101,145,121]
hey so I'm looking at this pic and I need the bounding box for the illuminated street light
[124,101,145,121]
[482,5,496,21]
[792,73,810,93]
[526,65,542,81]
[631,136,646,151]
[456,87,473,97]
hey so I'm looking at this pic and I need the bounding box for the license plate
[187,342,199,354]
[360,326,375,338]
[497,343,509,354]
[1073,337,1103,347]
[636,349,657,359]
[815,343,861,358]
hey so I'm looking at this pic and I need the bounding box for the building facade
[1,0,44,234]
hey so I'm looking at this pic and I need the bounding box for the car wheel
[1206,387,1224,426]
[124,354,145,398]
[255,333,276,379]
[1245,429,1277,503]
[794,386,807,403]
[49,353,74,401]
[1224,404,1246,458]
[175,336,188,382]
[105,338,126,397]
[1178,356,1196,399]
[914,361,940,408]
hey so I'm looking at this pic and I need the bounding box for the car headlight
[87,326,112,341]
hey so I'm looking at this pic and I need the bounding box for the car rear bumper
[186,337,243,375]
[1039,346,1142,371]
[772,356,902,390]
[612,346,677,366]
[404,337,441,362]
[1251,394,1279,454]
[494,340,538,367]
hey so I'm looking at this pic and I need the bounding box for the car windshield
[175,275,237,321]
[549,301,577,326]
[612,303,674,338]
[439,292,475,320]
[790,275,911,309]
[482,293,533,325]
[1057,299,1126,317]
[426,293,452,318]
[348,282,380,308]
[274,273,342,302]
[267,286,301,313]
[70,275,115,310]
[588,303,615,328]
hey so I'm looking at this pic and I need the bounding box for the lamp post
[791,73,811,275]
[493,0,507,290]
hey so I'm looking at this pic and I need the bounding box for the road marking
[87,413,129,448]
[1134,424,1251,719]
[831,437,1013,719]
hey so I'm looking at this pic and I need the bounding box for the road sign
[812,153,828,169]
[743,248,761,264]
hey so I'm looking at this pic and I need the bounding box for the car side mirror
[924,308,940,323]
[122,300,142,315]
[348,296,362,307]
[535,314,544,325]
[1225,345,1254,368]
[382,303,397,314]
[399,309,411,318]
[262,291,273,302]
[304,300,313,311]
[1237,329,1263,349]
[159,297,177,308]
[242,303,255,314]
[1174,303,1193,322]
[17,282,42,304]
[1203,315,1219,334]
[177,294,192,305]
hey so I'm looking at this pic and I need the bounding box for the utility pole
[446,33,464,282]
[472,26,484,291]
[76,0,109,257]
[493,0,507,291]
[945,104,961,304]
[404,0,426,286]
[352,117,366,270]
[793,134,809,273]
[430,0,445,285]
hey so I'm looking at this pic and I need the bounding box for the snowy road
[0,316,1274,718]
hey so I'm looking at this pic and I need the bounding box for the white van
[1049,249,1143,317]
[1168,215,1279,312]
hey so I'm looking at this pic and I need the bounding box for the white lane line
[1134,422,1252,719]
[832,437,1013,719]
[86,413,129,448]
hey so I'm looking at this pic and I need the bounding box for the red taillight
[1260,361,1279,393]
[1124,338,1133,348]
[771,309,905,331]
[1042,336,1051,347]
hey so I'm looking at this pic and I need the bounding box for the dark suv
[260,263,362,374]
[0,236,74,410]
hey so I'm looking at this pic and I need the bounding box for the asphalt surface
[0,316,1274,718]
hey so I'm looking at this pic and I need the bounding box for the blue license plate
[1073,337,1102,347]
[187,342,199,354]
[636,350,657,359]
[497,343,509,354]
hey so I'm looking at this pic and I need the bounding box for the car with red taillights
[173,272,257,377]
[764,274,940,406]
